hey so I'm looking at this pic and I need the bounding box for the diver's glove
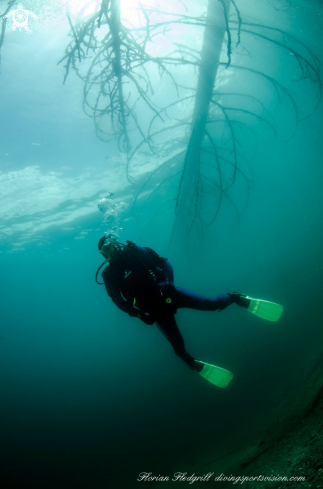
[127,306,155,325]
[127,307,138,318]
[228,293,251,309]
[138,312,155,325]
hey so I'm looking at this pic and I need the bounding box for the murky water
[1,1,323,487]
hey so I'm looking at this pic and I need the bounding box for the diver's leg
[155,314,202,372]
[173,287,233,311]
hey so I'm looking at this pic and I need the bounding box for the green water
[1,1,323,488]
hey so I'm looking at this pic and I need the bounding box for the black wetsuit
[102,245,233,369]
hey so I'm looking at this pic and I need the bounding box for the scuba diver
[96,236,283,388]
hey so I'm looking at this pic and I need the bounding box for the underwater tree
[0,1,16,72]
[59,0,180,161]
[61,0,321,243]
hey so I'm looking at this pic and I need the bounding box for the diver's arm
[103,280,131,314]
[104,278,154,322]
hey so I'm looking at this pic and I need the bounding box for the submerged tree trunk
[109,0,131,153]
[0,1,15,72]
[171,0,230,244]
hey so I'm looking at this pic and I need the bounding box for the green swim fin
[245,296,283,322]
[194,360,233,388]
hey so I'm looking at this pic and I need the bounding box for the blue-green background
[1,1,323,488]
